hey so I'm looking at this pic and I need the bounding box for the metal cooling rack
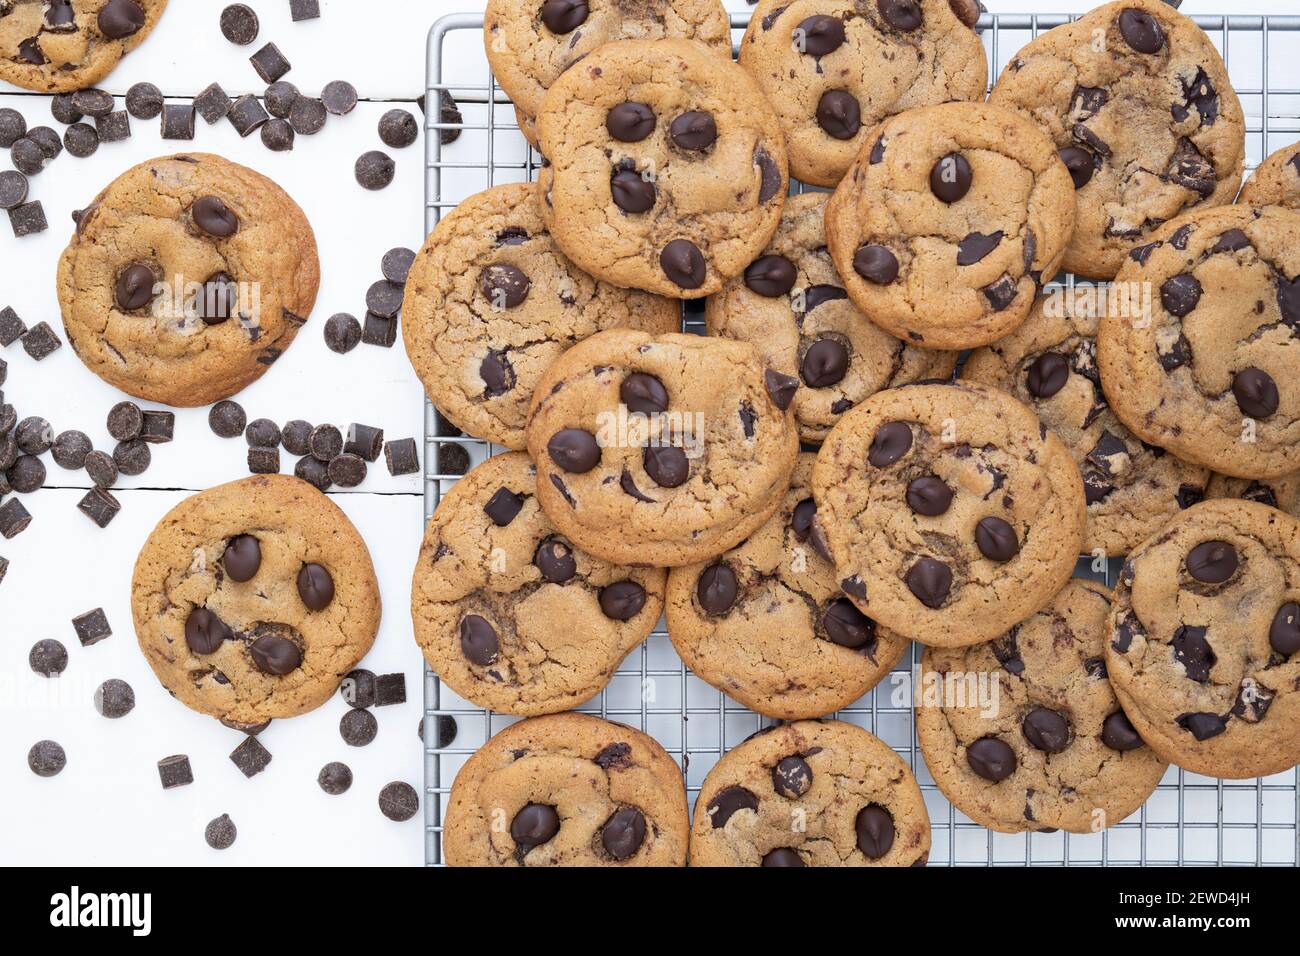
[422,10,1300,866]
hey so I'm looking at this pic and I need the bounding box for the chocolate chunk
[29,740,66,777]
[1160,273,1201,316]
[1167,137,1216,197]
[593,742,632,770]
[194,83,233,124]
[983,276,1018,312]
[620,373,669,415]
[297,563,335,610]
[975,516,1019,561]
[125,83,163,120]
[599,581,647,621]
[868,421,912,466]
[1175,484,1204,509]
[249,42,291,83]
[1269,602,1300,656]
[606,102,655,142]
[9,202,48,239]
[343,423,384,463]
[290,0,321,21]
[660,239,706,290]
[0,170,27,210]
[226,94,269,136]
[223,535,262,582]
[209,400,247,438]
[853,244,899,284]
[1230,679,1273,722]
[355,150,395,190]
[855,805,895,858]
[756,147,783,202]
[1118,7,1165,54]
[378,782,419,822]
[113,439,150,476]
[1157,334,1191,371]
[0,306,26,345]
[906,475,953,516]
[157,754,193,790]
[229,736,272,778]
[83,452,117,490]
[799,284,848,315]
[1185,540,1237,584]
[905,557,950,608]
[707,785,759,827]
[1177,712,1226,741]
[644,445,689,487]
[484,486,524,526]
[816,89,860,140]
[260,117,294,151]
[264,81,298,118]
[321,80,358,116]
[547,428,600,473]
[384,437,420,476]
[184,607,230,654]
[94,678,135,718]
[160,104,196,140]
[192,195,239,237]
[1022,708,1070,753]
[764,369,799,411]
[30,639,68,677]
[542,0,588,33]
[70,608,111,648]
[796,15,845,56]
[801,339,849,388]
[534,538,576,584]
[318,762,352,795]
[931,153,972,203]
[511,803,560,851]
[670,111,716,151]
[601,808,646,860]
[289,96,327,136]
[361,311,397,347]
[823,599,875,649]
[1170,224,1192,250]
[437,444,469,476]
[460,615,499,665]
[1233,368,1279,419]
[1101,711,1144,751]
[1172,624,1215,682]
[957,230,1003,266]
[340,708,378,747]
[966,736,1016,781]
[63,123,99,158]
[697,563,738,615]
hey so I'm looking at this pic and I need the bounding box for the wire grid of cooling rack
[422,10,1300,866]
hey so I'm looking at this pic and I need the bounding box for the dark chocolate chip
[600,807,646,860]
[756,147,783,202]
[966,736,1016,781]
[855,805,895,858]
[208,400,246,438]
[1177,712,1226,741]
[823,598,875,649]
[762,848,805,866]
[697,564,738,616]
[113,439,150,476]
[906,475,953,516]
[192,195,239,238]
[660,239,706,289]
[1022,707,1070,753]
[1269,602,1300,656]
[975,516,1019,561]
[185,607,232,654]
[220,4,260,45]
[324,313,361,353]
[541,0,588,35]
[606,102,655,142]
[956,230,1003,266]
[511,803,560,852]
[1101,710,1144,751]
[643,445,689,487]
[877,0,922,31]
[260,117,295,151]
[772,755,812,798]
[620,373,668,415]
[1233,368,1279,419]
[339,708,378,746]
[223,534,261,582]
[795,15,845,56]
[318,762,353,795]
[1026,352,1069,398]
[534,538,577,583]
[29,741,66,777]
[610,167,656,213]
[309,424,343,461]
[125,83,164,120]
[905,557,951,608]
[355,150,395,190]
[707,785,759,827]
[670,110,717,152]
[868,421,911,466]
[51,431,91,470]
[547,428,600,473]
[30,639,68,677]
[297,563,335,610]
[764,369,799,411]
[480,264,530,308]
[1118,7,1165,54]
[1185,540,1237,584]
[599,581,647,621]
[459,615,499,665]
[0,170,27,210]
[378,782,419,822]
[853,244,898,284]
[63,123,99,158]
[815,89,860,140]
[1172,624,1215,682]
[1059,146,1096,189]
[94,678,135,718]
[265,81,299,118]
[800,339,849,388]
[321,80,358,116]
[1160,273,1201,316]
[930,153,972,202]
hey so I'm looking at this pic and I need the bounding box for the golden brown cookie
[58,153,319,407]
[403,183,678,450]
[917,580,1168,834]
[666,454,909,719]
[812,381,1086,647]
[706,193,958,444]
[132,476,381,725]
[525,328,800,567]
[443,712,689,866]
[824,101,1077,350]
[412,453,666,716]
[689,719,930,866]
[988,0,1245,279]
[0,0,167,93]
[1238,141,1300,211]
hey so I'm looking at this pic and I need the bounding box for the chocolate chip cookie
[812,381,1086,647]
[526,328,800,567]
[1238,141,1300,211]
[738,0,987,188]
[484,0,733,147]
[689,719,930,866]
[1098,204,1300,480]
[1105,500,1300,779]
[988,0,1245,280]
[964,288,1209,555]
[705,193,958,444]
[443,712,689,866]
[1207,470,1300,518]
[535,37,789,298]
[666,454,908,719]
[404,183,679,449]
[917,580,1167,833]
[412,452,666,716]
[58,153,320,408]
[0,0,167,93]
[824,101,1076,350]
[132,475,381,724]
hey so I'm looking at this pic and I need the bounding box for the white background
[1,0,1295,866]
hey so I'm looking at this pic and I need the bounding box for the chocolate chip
[823,599,875,649]
[877,0,922,31]
[853,244,899,284]
[484,486,524,526]
[1185,540,1237,584]
[1233,368,1278,419]
[606,102,655,142]
[0,109,26,148]
[157,754,193,790]
[107,402,143,441]
[707,785,759,827]
[956,231,1003,266]
[983,275,1019,312]
[930,153,972,202]
[1101,711,1144,751]
[660,239,706,290]
[381,247,416,285]
[17,38,46,66]
[511,803,560,852]
[868,421,912,466]
[967,736,1016,781]
[63,123,99,158]
[321,80,358,116]
[355,150,395,190]
[480,264,530,309]
[192,196,239,238]
[801,339,849,388]
[384,437,420,476]
[15,417,52,455]
[761,848,805,867]
[94,678,135,719]
[644,445,689,487]
[547,428,600,473]
[796,15,845,56]
[309,424,343,461]
[320,312,361,354]
[611,167,656,213]
[54,431,92,470]
[598,581,646,621]
[9,200,48,238]
[29,741,66,778]
[1160,273,1201,317]
[816,89,860,140]
[1172,624,1215,682]
[114,263,157,312]
[600,807,646,860]
[529,537,575,584]
[185,607,232,654]
[125,83,163,120]
[542,0,588,34]
[265,81,298,118]
[318,762,353,795]
[11,139,47,176]
[366,279,404,319]
[208,401,246,438]
[0,171,27,210]
[340,708,378,746]
[113,439,150,476]
[286,95,326,136]
[378,782,419,822]
[297,563,335,610]
[620,373,668,416]
[1026,352,1069,398]
[1058,146,1096,189]
[30,639,68,677]
[756,147,783,202]
[260,117,295,151]
[1118,7,1165,54]
[772,755,813,798]
[160,104,196,140]
[905,557,950,608]
[697,564,738,616]
[8,455,44,494]
[670,111,716,151]
[975,516,1019,562]
[460,615,499,665]
[83,451,117,489]
[856,805,895,858]
[744,255,797,297]
[1022,708,1070,753]
[1270,602,1300,656]
[1177,712,1226,741]
[341,669,376,708]
[764,369,798,411]
[226,94,269,136]
[223,534,261,582]
[906,475,953,516]
[220,4,260,44]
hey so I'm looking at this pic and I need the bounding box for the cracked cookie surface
[989,0,1245,280]
[812,381,1085,647]
[0,0,167,93]
[917,580,1167,833]
[412,452,666,716]
[964,288,1209,555]
[403,183,679,449]
[58,153,320,407]
[443,712,689,866]
[484,0,732,147]
[689,719,930,866]
[1098,204,1300,480]
[131,475,381,724]
[706,193,958,444]
[1207,469,1300,519]
[667,454,908,719]
[824,101,1076,350]
[1238,141,1300,211]
[526,328,799,567]
[536,37,789,298]
[738,0,987,188]
[1105,500,1300,779]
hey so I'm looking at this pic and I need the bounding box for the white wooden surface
[0,0,1294,867]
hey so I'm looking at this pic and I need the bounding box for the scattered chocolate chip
[378,782,419,822]
[113,439,151,476]
[29,639,68,677]
[355,150,395,190]
[76,487,120,527]
[208,400,247,438]
[343,423,384,462]
[956,230,1003,266]
[0,109,26,148]
[289,95,326,135]
[308,424,343,461]
[0,306,26,345]
[381,247,416,285]
[384,437,419,476]
[321,80,358,116]
[126,82,164,120]
[260,117,294,151]
[318,762,352,795]
[9,201,48,238]
[28,740,66,777]
[341,669,375,708]
[375,673,406,706]
[160,104,196,140]
[366,279,405,319]
[194,83,233,124]
[323,312,361,354]
[107,401,143,441]
[290,0,321,21]
[0,170,28,210]
[83,451,117,489]
[264,80,298,118]
[71,89,114,118]
[205,813,237,849]
[340,708,378,746]
[378,108,418,148]
[94,678,135,719]
[63,122,99,158]
[8,455,45,493]
[15,416,52,454]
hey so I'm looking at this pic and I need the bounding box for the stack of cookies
[409,0,1300,866]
